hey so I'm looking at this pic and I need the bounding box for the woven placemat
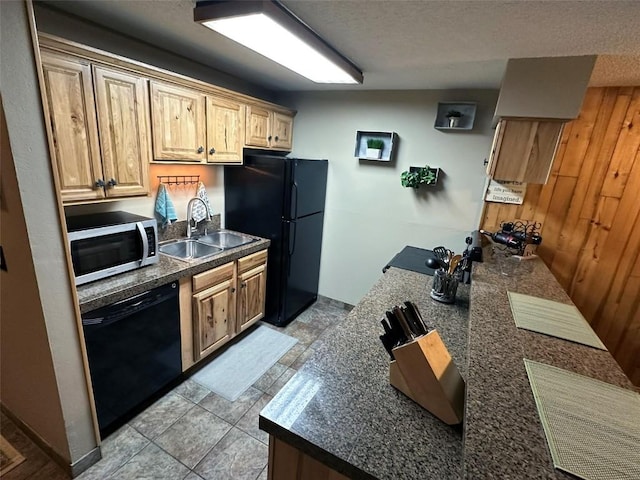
[508,292,607,350]
[524,359,640,480]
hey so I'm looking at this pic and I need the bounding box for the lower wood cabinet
[192,262,236,361]
[237,250,268,333]
[179,249,268,370]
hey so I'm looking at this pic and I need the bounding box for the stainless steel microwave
[66,211,158,286]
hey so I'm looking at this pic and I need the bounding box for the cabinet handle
[209,147,216,155]
[483,158,489,166]
[197,146,204,154]
[107,178,118,187]
[95,179,105,188]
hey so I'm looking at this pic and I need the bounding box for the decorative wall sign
[485,179,527,204]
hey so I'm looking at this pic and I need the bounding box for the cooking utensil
[448,254,462,274]
[425,257,445,270]
[433,246,448,264]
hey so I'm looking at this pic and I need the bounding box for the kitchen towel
[192,181,212,223]
[524,359,640,480]
[508,291,607,350]
[154,183,177,227]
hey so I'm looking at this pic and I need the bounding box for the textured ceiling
[42,0,640,91]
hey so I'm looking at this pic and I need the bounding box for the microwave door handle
[136,222,149,266]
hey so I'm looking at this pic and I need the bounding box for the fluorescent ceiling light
[194,1,363,84]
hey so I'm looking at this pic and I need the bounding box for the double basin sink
[159,231,256,262]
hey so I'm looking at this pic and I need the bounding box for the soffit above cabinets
[494,56,596,120]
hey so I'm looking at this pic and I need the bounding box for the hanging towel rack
[157,175,200,186]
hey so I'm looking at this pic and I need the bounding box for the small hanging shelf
[157,175,200,186]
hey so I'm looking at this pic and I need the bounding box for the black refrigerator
[224,153,328,327]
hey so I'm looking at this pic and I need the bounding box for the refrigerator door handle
[288,220,297,259]
[291,181,299,220]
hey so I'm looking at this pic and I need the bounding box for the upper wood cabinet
[150,81,246,163]
[206,96,244,164]
[486,118,564,184]
[41,52,103,202]
[93,66,151,197]
[246,105,294,151]
[150,81,207,161]
[40,52,150,203]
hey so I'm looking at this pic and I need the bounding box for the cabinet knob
[95,179,105,188]
[107,178,118,187]
[274,136,279,142]
[483,158,489,166]
[231,287,236,293]
[209,147,216,155]
[267,135,272,142]
[197,146,204,154]
[241,282,247,288]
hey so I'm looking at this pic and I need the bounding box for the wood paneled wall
[481,87,640,386]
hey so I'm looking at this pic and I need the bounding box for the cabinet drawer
[238,249,268,274]
[192,261,234,293]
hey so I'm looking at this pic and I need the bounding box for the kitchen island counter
[260,267,470,479]
[260,251,636,479]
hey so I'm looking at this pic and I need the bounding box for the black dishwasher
[82,282,181,437]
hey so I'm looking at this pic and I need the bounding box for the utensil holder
[389,330,465,425]
[430,269,458,303]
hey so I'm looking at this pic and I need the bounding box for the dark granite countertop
[463,249,635,479]
[260,267,470,480]
[260,248,636,479]
[76,221,270,313]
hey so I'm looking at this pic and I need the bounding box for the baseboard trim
[70,446,102,477]
[1,404,102,477]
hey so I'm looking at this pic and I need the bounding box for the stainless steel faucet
[186,197,211,238]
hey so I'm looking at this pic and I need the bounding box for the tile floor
[1,296,352,480]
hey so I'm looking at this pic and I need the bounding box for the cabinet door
[206,96,245,164]
[245,105,271,148]
[93,66,151,197]
[40,52,104,202]
[193,277,235,361]
[271,111,294,150]
[237,263,267,333]
[150,81,206,161]
[490,119,564,183]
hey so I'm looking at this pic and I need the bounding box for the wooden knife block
[389,330,465,425]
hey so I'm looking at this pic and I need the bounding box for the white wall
[1,0,97,466]
[280,90,498,305]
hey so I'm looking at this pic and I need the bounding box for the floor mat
[191,326,298,401]
[0,435,25,476]
[524,359,640,480]
[508,291,607,350]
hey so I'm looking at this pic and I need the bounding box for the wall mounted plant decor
[401,166,439,188]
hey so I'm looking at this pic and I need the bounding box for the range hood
[494,56,596,120]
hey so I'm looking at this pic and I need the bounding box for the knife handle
[402,304,426,336]
[379,334,396,360]
[392,306,415,340]
[386,310,408,345]
[405,301,429,334]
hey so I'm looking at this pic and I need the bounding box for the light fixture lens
[203,14,359,84]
